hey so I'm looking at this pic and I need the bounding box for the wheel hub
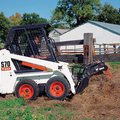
[19,84,34,99]
[50,82,65,97]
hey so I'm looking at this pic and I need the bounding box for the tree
[97,3,120,24]
[51,0,101,27]
[9,13,22,26]
[21,13,48,25]
[0,12,11,45]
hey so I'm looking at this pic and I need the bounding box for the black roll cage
[5,23,58,62]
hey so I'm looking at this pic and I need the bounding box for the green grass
[31,103,74,120]
[81,119,93,120]
[108,62,120,69]
[0,98,74,120]
[0,98,26,108]
[0,98,31,120]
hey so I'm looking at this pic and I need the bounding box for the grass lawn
[0,98,76,120]
[108,62,120,69]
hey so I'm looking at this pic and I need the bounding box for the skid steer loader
[0,24,112,100]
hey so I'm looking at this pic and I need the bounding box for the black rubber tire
[45,76,69,100]
[15,79,39,100]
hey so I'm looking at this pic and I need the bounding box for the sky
[0,0,120,19]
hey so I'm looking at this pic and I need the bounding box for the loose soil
[0,67,120,120]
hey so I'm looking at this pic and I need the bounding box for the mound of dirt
[69,68,120,120]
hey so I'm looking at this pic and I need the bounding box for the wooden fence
[95,43,120,55]
[56,33,94,64]
[55,34,120,63]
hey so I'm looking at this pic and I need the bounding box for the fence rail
[57,43,120,55]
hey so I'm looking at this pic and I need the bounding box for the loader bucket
[71,64,90,94]
[71,61,112,94]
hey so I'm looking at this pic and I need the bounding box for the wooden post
[99,44,101,55]
[113,45,116,53]
[83,33,94,64]
[103,44,106,54]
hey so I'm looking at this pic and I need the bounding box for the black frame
[5,23,58,62]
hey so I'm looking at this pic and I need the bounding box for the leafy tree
[21,13,48,25]
[9,13,22,26]
[51,0,101,27]
[0,12,11,45]
[97,3,120,24]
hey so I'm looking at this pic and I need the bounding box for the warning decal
[1,61,11,71]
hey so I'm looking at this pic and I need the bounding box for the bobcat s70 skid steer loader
[0,24,111,100]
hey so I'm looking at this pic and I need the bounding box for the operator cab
[5,24,58,70]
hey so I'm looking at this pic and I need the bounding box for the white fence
[59,43,120,55]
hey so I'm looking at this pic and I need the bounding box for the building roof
[54,28,69,35]
[88,21,120,35]
[60,21,120,36]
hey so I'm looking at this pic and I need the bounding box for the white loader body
[0,49,75,94]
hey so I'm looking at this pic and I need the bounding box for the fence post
[113,45,116,53]
[83,33,94,64]
[99,44,101,55]
[103,44,106,54]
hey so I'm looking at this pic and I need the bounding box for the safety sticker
[1,61,11,71]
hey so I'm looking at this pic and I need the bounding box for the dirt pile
[69,68,120,120]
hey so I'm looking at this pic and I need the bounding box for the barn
[56,21,120,55]
[60,21,120,44]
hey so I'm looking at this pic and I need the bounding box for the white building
[59,21,120,53]
[60,21,120,44]
[49,28,69,42]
